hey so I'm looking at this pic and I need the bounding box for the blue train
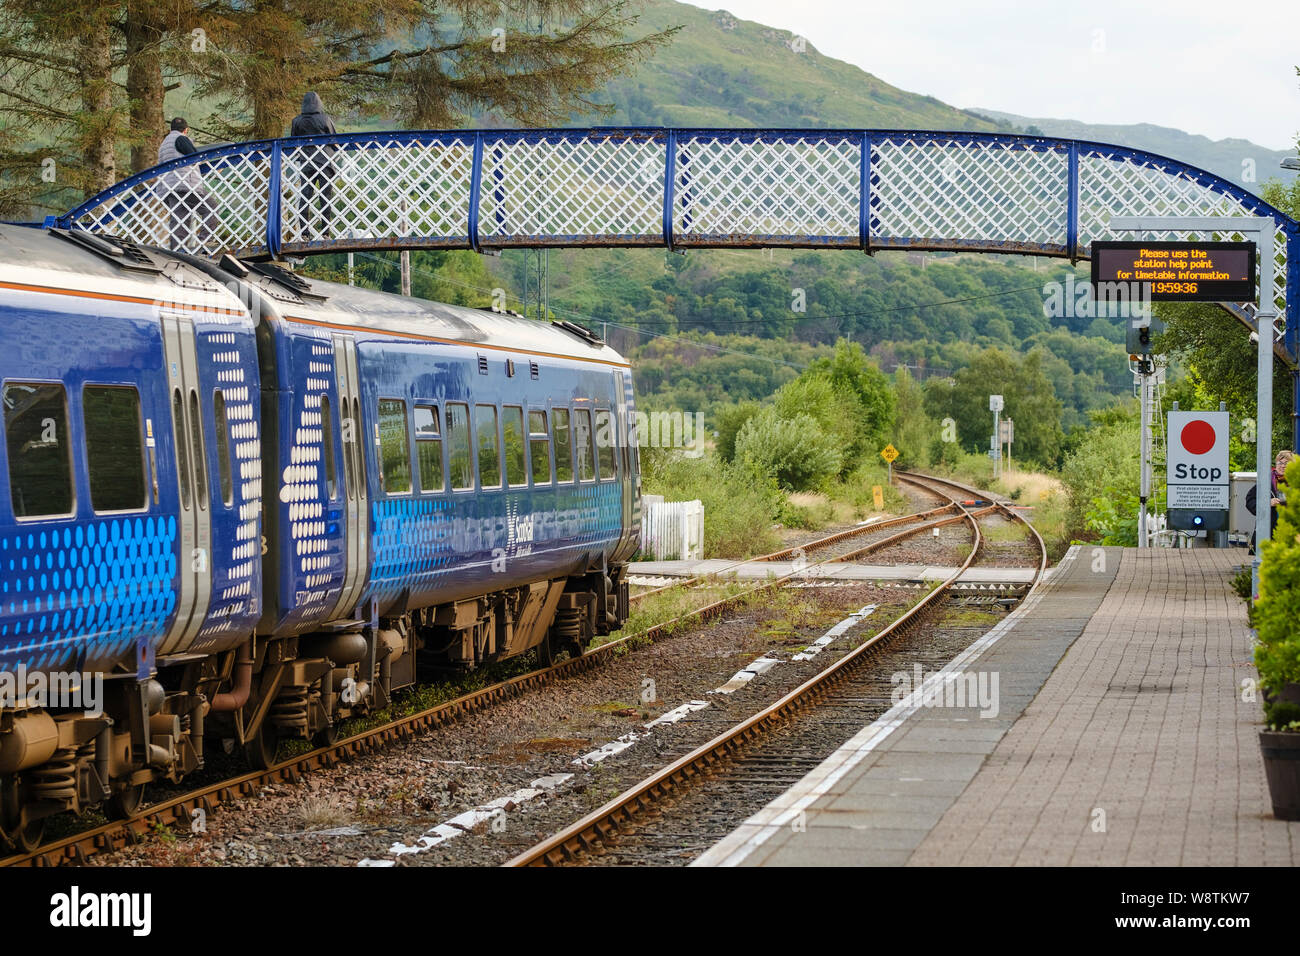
[0,225,640,851]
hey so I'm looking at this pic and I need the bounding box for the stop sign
[1167,410,1229,509]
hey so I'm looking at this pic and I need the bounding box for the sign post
[1106,217,1273,586]
[989,395,1003,479]
[880,443,899,483]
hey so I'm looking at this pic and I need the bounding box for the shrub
[779,492,835,529]
[640,448,783,558]
[713,401,760,462]
[1082,488,1140,546]
[735,410,842,492]
[1254,458,1300,730]
[1060,416,1140,534]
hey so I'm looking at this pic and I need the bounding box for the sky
[682,0,1300,151]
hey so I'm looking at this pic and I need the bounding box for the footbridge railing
[56,127,1299,357]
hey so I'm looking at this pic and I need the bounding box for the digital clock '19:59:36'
[1153,282,1198,294]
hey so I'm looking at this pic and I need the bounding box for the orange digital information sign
[1091,241,1256,302]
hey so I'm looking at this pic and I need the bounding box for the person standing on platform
[1247,449,1295,553]
[289,92,339,241]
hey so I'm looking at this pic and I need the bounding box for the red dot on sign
[1181,419,1216,455]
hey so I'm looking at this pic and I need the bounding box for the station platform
[695,545,1300,867]
[629,559,1038,586]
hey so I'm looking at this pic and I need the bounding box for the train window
[476,404,501,488]
[594,409,616,480]
[574,409,595,481]
[624,416,634,481]
[187,389,207,510]
[552,407,573,482]
[446,403,473,490]
[4,382,74,518]
[503,406,527,487]
[340,400,355,500]
[528,410,551,485]
[378,399,411,494]
[320,395,338,500]
[627,409,639,463]
[351,397,362,498]
[171,389,191,510]
[82,385,146,512]
[415,404,444,493]
[213,390,233,506]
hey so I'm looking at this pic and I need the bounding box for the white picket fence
[639,496,704,560]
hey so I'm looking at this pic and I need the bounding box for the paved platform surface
[695,545,1300,866]
[629,559,1038,585]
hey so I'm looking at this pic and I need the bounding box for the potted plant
[1252,457,1300,820]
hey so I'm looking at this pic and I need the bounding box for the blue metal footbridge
[55,127,1299,370]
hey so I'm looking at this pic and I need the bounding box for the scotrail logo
[0,666,102,717]
[890,663,999,718]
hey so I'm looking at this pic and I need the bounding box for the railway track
[505,473,1046,866]
[1,473,1019,867]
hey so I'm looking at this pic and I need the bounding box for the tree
[193,0,678,140]
[0,0,126,205]
[804,339,896,464]
[924,346,1064,466]
[891,366,932,468]
[0,0,677,213]
[714,401,760,462]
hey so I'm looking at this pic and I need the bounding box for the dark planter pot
[1260,731,1300,821]
[1259,681,1300,708]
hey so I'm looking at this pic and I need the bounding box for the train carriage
[0,226,640,850]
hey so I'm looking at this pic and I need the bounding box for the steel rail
[0,485,977,866]
[895,471,1047,588]
[629,501,957,604]
[503,479,1025,866]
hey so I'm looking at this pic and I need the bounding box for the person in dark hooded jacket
[290,92,339,238]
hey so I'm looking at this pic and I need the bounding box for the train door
[329,333,369,620]
[158,311,213,654]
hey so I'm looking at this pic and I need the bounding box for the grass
[298,796,354,830]
[587,700,640,714]
[980,522,1029,544]
[992,468,1065,504]
[940,607,1004,627]
[591,577,755,649]
[934,457,1071,560]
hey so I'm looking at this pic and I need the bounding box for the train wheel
[312,723,338,748]
[107,784,147,819]
[11,816,43,854]
[244,726,280,770]
[565,639,584,660]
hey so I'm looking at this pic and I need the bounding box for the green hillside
[973,108,1296,196]
[593,0,1008,131]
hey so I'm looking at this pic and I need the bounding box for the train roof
[0,227,629,368]
[0,224,248,314]
[275,270,629,368]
